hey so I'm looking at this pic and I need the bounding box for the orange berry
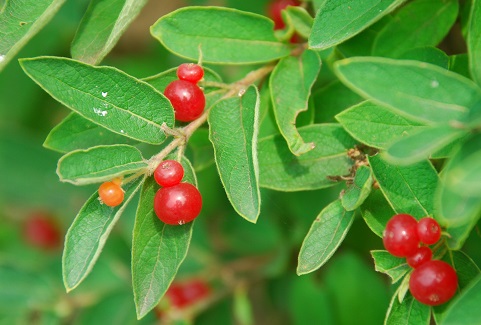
[99,181,124,207]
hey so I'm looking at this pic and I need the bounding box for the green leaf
[369,155,438,217]
[20,56,174,144]
[0,0,65,71]
[334,57,481,124]
[444,218,480,250]
[468,0,481,85]
[336,101,426,149]
[259,124,356,191]
[132,158,196,319]
[372,0,458,58]
[150,7,290,64]
[399,47,450,69]
[283,6,313,39]
[62,177,144,291]
[361,190,396,238]
[382,125,467,165]
[385,291,431,325]
[297,200,355,275]
[209,86,260,223]
[43,112,137,153]
[341,165,373,211]
[371,250,410,284]
[309,0,405,50]
[71,0,149,65]
[313,81,363,123]
[270,50,321,155]
[57,145,147,185]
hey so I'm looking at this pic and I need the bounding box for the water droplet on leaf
[102,92,108,97]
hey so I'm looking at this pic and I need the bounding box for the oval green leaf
[150,6,290,64]
[468,0,481,85]
[209,86,260,223]
[19,56,174,144]
[57,145,147,185]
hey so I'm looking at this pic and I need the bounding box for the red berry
[177,63,204,84]
[409,260,458,306]
[98,181,124,207]
[406,246,432,268]
[164,80,205,122]
[23,213,62,250]
[267,0,301,30]
[154,160,184,187]
[417,217,441,245]
[165,279,210,309]
[383,214,420,257]
[154,183,202,225]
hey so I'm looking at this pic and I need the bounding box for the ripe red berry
[164,80,205,122]
[267,0,301,30]
[98,181,124,207]
[154,182,202,225]
[406,246,432,268]
[154,160,184,187]
[165,279,210,309]
[409,260,458,306]
[417,217,441,245]
[23,212,62,250]
[383,214,420,257]
[177,63,204,84]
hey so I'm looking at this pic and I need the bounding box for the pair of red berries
[153,160,202,225]
[383,214,458,306]
[164,63,206,122]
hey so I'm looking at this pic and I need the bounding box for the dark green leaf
[369,155,438,217]
[371,250,410,284]
[63,177,144,291]
[185,128,215,172]
[20,56,174,144]
[270,50,321,155]
[399,47,450,69]
[313,81,363,123]
[361,190,395,238]
[0,0,65,71]
[297,200,355,275]
[71,0,149,65]
[309,0,405,50]
[341,165,373,211]
[385,291,431,325]
[468,0,481,85]
[334,57,481,124]
[372,0,458,58]
[444,218,480,250]
[259,124,356,191]
[150,7,290,64]
[209,86,260,222]
[132,158,196,319]
[57,144,147,185]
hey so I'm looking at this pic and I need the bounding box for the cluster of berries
[383,214,458,306]
[164,63,206,122]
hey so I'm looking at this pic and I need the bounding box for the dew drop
[102,91,108,97]
[431,80,439,88]
[120,130,125,133]
[0,55,5,63]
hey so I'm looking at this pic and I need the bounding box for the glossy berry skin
[23,213,62,250]
[177,63,204,84]
[98,181,124,207]
[417,217,441,245]
[164,80,205,122]
[407,246,432,268]
[154,183,202,225]
[267,0,301,30]
[383,214,420,257]
[409,260,458,306]
[154,160,184,187]
[165,279,210,308]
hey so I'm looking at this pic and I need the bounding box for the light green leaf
[151,6,290,64]
[283,6,313,39]
[336,101,426,149]
[0,0,65,71]
[334,57,481,124]
[468,0,481,85]
[371,250,410,284]
[341,165,373,211]
[372,0,458,58]
[209,86,260,223]
[43,112,137,153]
[71,0,149,65]
[369,155,438,217]
[20,56,174,144]
[297,200,355,275]
[132,158,196,319]
[361,190,396,238]
[309,0,405,50]
[382,125,467,165]
[57,145,147,185]
[62,177,144,291]
[385,291,431,325]
[270,50,321,155]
